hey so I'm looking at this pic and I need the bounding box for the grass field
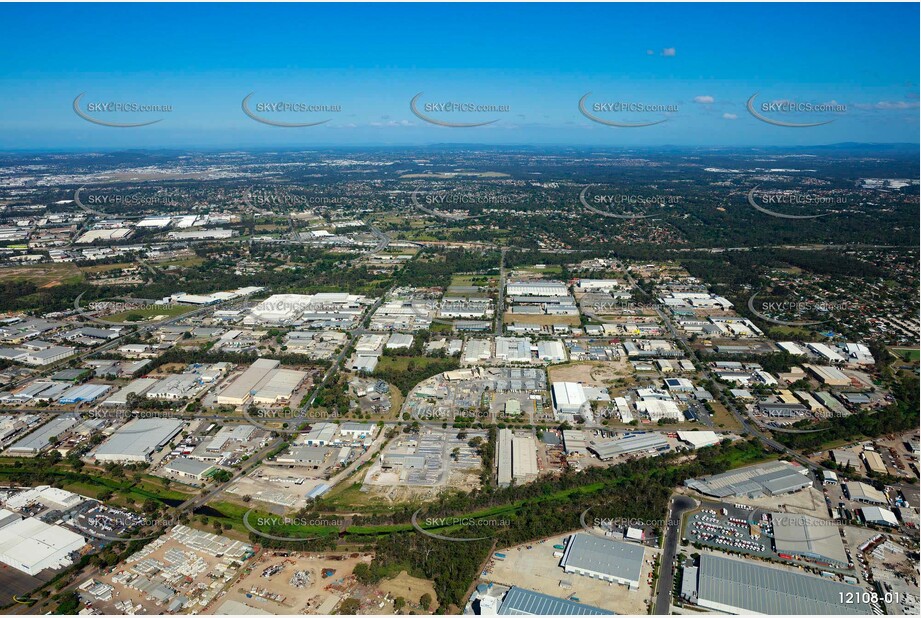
[106,304,197,322]
[891,347,920,362]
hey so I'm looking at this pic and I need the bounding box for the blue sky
[0,2,918,149]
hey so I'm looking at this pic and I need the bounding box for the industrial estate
[0,2,918,617]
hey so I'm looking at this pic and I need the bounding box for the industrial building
[101,378,159,406]
[471,584,607,616]
[689,554,872,615]
[163,457,217,482]
[245,292,368,327]
[276,445,331,467]
[496,429,538,486]
[805,364,851,386]
[676,431,721,449]
[93,418,184,463]
[684,461,812,499]
[552,382,588,416]
[506,281,569,297]
[589,433,669,460]
[559,533,645,589]
[862,450,888,475]
[217,359,305,406]
[771,513,848,567]
[860,506,898,527]
[0,511,87,575]
[6,415,78,455]
[843,481,888,505]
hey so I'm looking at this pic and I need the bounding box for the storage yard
[480,532,655,615]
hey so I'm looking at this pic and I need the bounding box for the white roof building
[0,516,86,575]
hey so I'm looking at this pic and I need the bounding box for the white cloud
[693,95,715,104]
[855,100,919,110]
[369,120,413,127]
[722,113,738,120]
[661,47,676,57]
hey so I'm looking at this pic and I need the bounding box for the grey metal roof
[771,513,848,565]
[561,533,644,583]
[696,554,872,615]
[95,418,184,458]
[684,461,811,498]
[498,587,609,615]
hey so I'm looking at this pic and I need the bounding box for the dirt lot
[377,570,438,609]
[504,313,581,326]
[549,361,630,387]
[481,533,655,615]
[222,552,438,615]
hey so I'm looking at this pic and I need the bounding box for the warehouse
[831,449,862,470]
[6,415,79,455]
[758,402,809,417]
[843,481,888,505]
[216,358,280,406]
[494,586,607,615]
[536,340,566,363]
[0,515,87,575]
[559,533,645,589]
[93,418,184,463]
[145,373,201,400]
[101,378,158,406]
[860,506,898,527]
[684,461,811,499]
[385,333,414,350]
[339,422,376,440]
[552,382,587,416]
[691,554,871,615]
[276,445,331,467]
[805,364,851,386]
[496,429,538,487]
[677,431,721,449]
[589,433,669,460]
[771,513,848,567]
[251,368,307,404]
[163,457,217,482]
[303,422,338,446]
[495,337,532,363]
[20,345,75,366]
[862,450,888,475]
[506,281,569,297]
[57,383,111,405]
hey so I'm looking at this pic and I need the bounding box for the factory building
[496,429,538,487]
[860,506,898,527]
[216,359,294,407]
[689,554,871,615]
[770,513,849,567]
[552,382,588,417]
[506,281,569,297]
[163,457,217,482]
[93,418,184,463]
[559,533,644,589]
[589,433,670,460]
[843,482,888,505]
[684,461,812,499]
[6,415,79,455]
[0,511,87,575]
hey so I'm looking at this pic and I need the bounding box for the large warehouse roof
[590,433,669,460]
[684,460,811,498]
[0,517,86,576]
[844,481,888,504]
[497,586,607,615]
[94,418,184,461]
[7,415,78,454]
[217,358,280,405]
[695,554,872,615]
[560,533,644,583]
[772,513,848,565]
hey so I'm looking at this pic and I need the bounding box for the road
[654,494,697,615]
[495,247,507,335]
